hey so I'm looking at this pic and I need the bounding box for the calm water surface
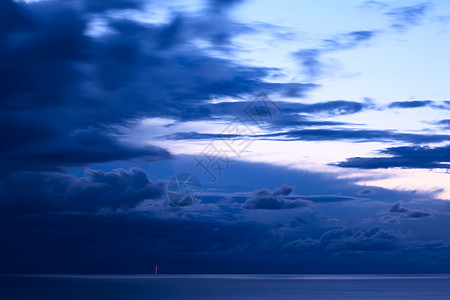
[1,274,450,299]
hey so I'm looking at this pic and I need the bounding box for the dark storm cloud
[336,145,450,169]
[0,0,315,171]
[165,5,254,48]
[1,209,448,274]
[388,100,434,108]
[0,0,322,220]
[0,203,296,273]
[242,184,312,210]
[0,168,165,214]
[0,156,448,274]
[3,0,450,277]
[0,0,169,169]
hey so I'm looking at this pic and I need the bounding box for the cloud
[202,99,365,120]
[0,168,165,213]
[293,49,322,79]
[378,215,399,224]
[268,115,349,129]
[337,145,450,169]
[389,203,408,213]
[437,119,450,129]
[379,203,432,222]
[323,30,378,51]
[0,0,317,172]
[0,209,447,273]
[358,189,375,196]
[283,100,367,115]
[2,0,450,276]
[78,0,146,12]
[267,128,450,144]
[242,184,312,210]
[390,203,432,219]
[405,211,432,218]
[388,100,433,108]
[208,0,246,14]
[286,227,403,253]
[294,30,378,78]
[419,241,446,250]
[0,156,448,274]
[3,129,171,171]
[386,3,430,29]
[300,195,362,202]
[168,127,450,145]
[361,1,388,10]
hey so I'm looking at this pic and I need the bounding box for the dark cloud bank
[0,0,315,173]
[0,0,326,274]
[1,0,450,274]
[0,168,165,214]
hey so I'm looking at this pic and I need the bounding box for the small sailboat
[155,264,158,274]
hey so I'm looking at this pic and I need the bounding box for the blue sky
[1,0,450,274]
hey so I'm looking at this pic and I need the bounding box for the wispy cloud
[337,145,450,169]
[386,2,431,30]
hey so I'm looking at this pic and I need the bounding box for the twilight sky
[2,0,450,274]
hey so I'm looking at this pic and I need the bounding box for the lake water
[1,274,450,299]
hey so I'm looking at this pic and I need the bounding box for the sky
[1,0,450,274]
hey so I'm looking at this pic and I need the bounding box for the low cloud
[0,168,165,214]
[380,203,432,223]
[242,184,312,210]
[286,227,404,253]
